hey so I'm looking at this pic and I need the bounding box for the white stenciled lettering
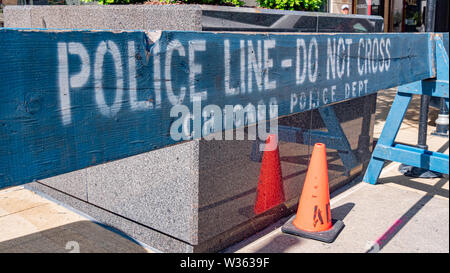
[379,38,385,72]
[345,83,351,99]
[224,39,238,96]
[247,40,263,93]
[359,80,364,95]
[328,38,352,79]
[345,39,352,77]
[326,38,336,80]
[153,42,162,108]
[358,38,365,76]
[58,42,71,125]
[128,41,152,111]
[165,40,186,106]
[189,40,207,101]
[299,92,306,110]
[365,38,372,74]
[308,38,318,83]
[69,43,90,89]
[94,40,124,118]
[323,87,329,105]
[372,38,379,73]
[240,40,246,94]
[296,39,307,84]
[58,42,90,125]
[290,93,298,113]
[337,38,346,79]
[385,38,391,71]
[264,40,276,90]
[331,85,336,102]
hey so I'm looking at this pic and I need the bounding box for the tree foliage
[92,0,244,6]
[86,0,323,11]
[256,0,323,11]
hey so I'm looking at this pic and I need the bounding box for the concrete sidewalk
[0,186,151,253]
[225,162,449,253]
[0,90,448,253]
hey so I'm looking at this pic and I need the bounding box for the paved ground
[0,89,448,253]
[0,187,151,253]
[225,162,449,253]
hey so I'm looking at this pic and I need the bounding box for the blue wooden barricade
[363,34,449,184]
[0,29,446,189]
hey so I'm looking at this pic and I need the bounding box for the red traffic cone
[254,135,285,215]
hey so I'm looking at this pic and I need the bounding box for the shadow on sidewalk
[250,202,355,253]
[375,90,442,129]
[377,175,449,199]
[0,220,149,253]
[366,176,448,253]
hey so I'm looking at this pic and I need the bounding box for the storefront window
[371,0,384,16]
[392,0,403,31]
[404,0,426,32]
[355,0,385,16]
[392,0,426,32]
[354,0,429,32]
[355,0,371,15]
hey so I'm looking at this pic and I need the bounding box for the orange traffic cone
[254,134,285,215]
[281,143,344,243]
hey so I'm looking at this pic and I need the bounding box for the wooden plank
[398,80,449,98]
[0,29,435,188]
[373,144,449,174]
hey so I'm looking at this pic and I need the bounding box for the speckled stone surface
[5,5,383,33]
[25,182,195,253]
[3,5,32,28]
[86,140,199,244]
[30,140,199,248]
[5,5,202,31]
[64,6,110,30]
[38,168,88,202]
[143,5,202,31]
[100,6,146,30]
[30,6,69,29]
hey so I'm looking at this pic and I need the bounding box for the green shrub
[160,0,245,7]
[257,0,323,11]
[87,0,323,10]
[92,0,244,6]
[96,0,144,4]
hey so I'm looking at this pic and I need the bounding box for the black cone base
[281,215,344,243]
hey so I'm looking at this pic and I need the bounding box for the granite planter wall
[4,4,384,32]
[5,5,382,252]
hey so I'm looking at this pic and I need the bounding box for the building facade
[348,0,448,32]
